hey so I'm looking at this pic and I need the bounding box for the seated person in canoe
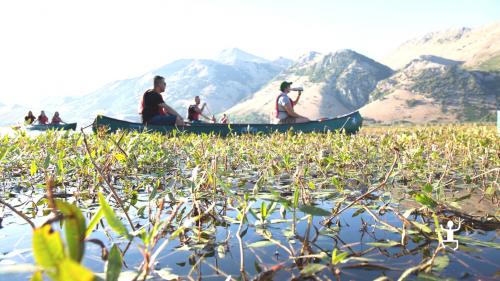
[37,110,49,125]
[220,113,229,124]
[51,111,66,125]
[139,75,185,126]
[187,96,216,123]
[24,111,35,125]
[275,81,309,124]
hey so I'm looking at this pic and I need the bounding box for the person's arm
[159,103,183,119]
[200,114,211,120]
[293,91,302,105]
[283,104,304,118]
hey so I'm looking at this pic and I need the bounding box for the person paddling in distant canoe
[187,96,216,123]
[24,111,35,125]
[51,111,65,125]
[275,81,309,124]
[37,110,49,125]
[220,113,229,124]
[140,75,185,126]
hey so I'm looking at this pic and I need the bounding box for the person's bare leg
[295,117,310,123]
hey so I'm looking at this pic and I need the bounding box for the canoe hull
[93,112,362,136]
[26,123,77,131]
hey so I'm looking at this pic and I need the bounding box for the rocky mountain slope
[382,22,500,71]
[225,50,393,122]
[361,55,499,123]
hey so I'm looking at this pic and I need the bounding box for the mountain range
[1,22,498,127]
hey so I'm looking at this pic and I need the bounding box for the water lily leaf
[432,255,449,272]
[247,240,274,248]
[456,235,500,249]
[299,205,331,216]
[367,240,400,248]
[156,268,179,280]
[98,192,130,239]
[106,244,122,281]
[351,208,365,217]
[300,263,326,276]
[55,200,86,262]
[217,245,225,259]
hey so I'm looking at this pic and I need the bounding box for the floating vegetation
[0,125,498,280]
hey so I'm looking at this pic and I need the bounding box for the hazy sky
[0,0,499,105]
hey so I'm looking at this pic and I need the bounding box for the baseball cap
[280,81,293,91]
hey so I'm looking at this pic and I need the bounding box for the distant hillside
[383,22,500,71]
[361,55,499,123]
[43,49,286,125]
[226,50,393,122]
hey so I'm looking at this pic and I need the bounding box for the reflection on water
[0,185,498,280]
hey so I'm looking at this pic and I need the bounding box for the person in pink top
[51,111,65,124]
[37,110,49,125]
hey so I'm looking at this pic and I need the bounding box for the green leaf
[261,202,267,220]
[55,200,86,263]
[43,154,51,169]
[58,258,94,281]
[412,221,432,233]
[106,244,122,281]
[432,255,449,272]
[300,263,326,276]
[432,213,443,245]
[367,240,400,248]
[331,248,348,265]
[415,193,437,209]
[351,208,365,217]
[456,235,500,249]
[115,153,127,163]
[30,160,37,176]
[33,225,65,279]
[423,183,433,194]
[57,159,64,174]
[85,207,103,238]
[308,181,316,190]
[247,240,274,248]
[30,271,43,281]
[98,192,130,239]
[299,205,331,216]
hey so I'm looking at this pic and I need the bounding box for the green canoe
[93,111,362,136]
[26,123,77,131]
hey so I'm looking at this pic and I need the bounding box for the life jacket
[139,90,167,116]
[38,115,48,125]
[187,105,200,121]
[274,93,294,118]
